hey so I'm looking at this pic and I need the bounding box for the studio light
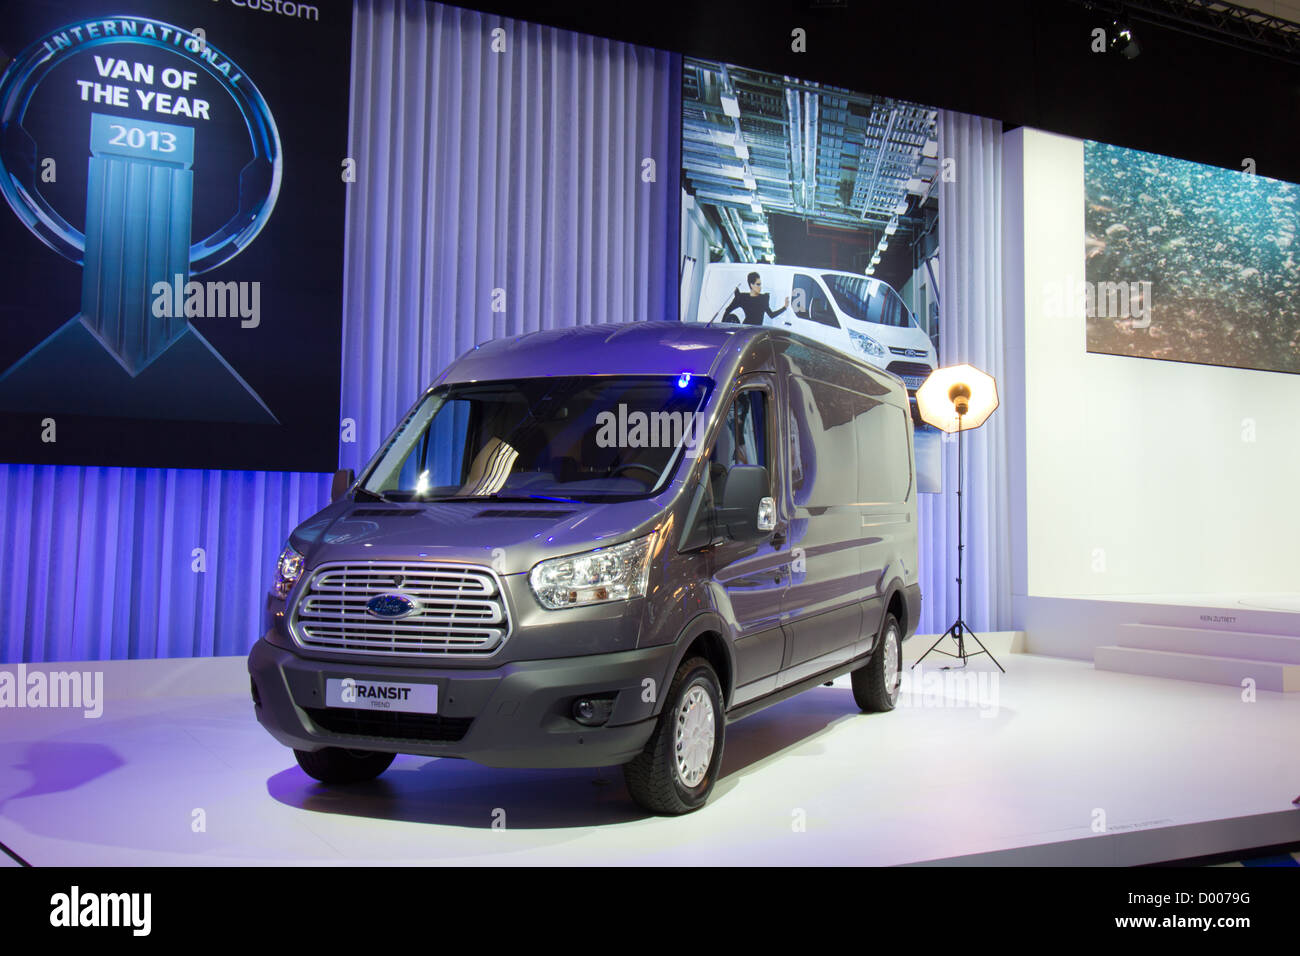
[915,363,998,433]
[913,364,1005,672]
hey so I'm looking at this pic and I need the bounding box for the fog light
[572,696,615,726]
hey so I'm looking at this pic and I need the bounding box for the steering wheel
[608,462,661,482]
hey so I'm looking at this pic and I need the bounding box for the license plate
[903,375,924,389]
[325,678,438,714]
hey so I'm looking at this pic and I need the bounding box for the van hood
[289,497,666,576]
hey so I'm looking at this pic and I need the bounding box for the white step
[1118,623,1300,664]
[1094,645,1300,693]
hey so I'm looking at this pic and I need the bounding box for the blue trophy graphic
[0,17,282,423]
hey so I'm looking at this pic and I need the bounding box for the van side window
[792,274,838,328]
[788,374,858,507]
[709,390,768,497]
[854,399,911,503]
[792,274,817,319]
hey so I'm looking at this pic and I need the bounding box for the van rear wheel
[852,613,902,712]
[623,656,725,815]
[294,747,395,784]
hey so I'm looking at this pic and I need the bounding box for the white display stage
[2,636,1298,867]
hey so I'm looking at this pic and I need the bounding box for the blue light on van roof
[677,372,691,388]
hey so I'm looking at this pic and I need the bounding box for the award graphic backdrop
[0,0,351,472]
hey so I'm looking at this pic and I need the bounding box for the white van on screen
[692,263,937,391]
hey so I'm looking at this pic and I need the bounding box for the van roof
[706,263,893,280]
[441,321,759,383]
[703,263,903,293]
[438,321,906,398]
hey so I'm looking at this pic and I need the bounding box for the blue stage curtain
[916,111,1013,635]
[340,0,680,470]
[0,0,680,662]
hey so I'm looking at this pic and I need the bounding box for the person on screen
[720,272,790,326]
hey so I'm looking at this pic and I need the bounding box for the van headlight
[848,329,886,359]
[529,532,657,610]
[272,544,305,598]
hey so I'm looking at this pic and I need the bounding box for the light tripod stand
[912,366,1004,673]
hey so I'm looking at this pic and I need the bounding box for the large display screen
[678,58,944,492]
[1084,139,1300,376]
[0,0,351,471]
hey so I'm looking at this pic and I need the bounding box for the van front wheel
[294,747,395,784]
[852,613,902,712]
[623,657,725,815]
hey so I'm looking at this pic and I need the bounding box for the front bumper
[247,636,675,768]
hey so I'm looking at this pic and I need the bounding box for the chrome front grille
[290,562,510,658]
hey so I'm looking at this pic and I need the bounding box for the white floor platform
[1,641,1298,866]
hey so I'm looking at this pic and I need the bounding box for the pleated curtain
[916,111,1013,634]
[340,0,680,470]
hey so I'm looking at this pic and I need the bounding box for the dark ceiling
[459,0,1300,185]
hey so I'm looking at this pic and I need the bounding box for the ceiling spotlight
[1109,20,1140,59]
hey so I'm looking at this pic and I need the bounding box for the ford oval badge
[366,594,417,619]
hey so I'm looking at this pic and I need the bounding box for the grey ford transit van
[248,322,921,814]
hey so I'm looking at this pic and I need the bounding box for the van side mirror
[715,465,775,541]
[330,468,355,503]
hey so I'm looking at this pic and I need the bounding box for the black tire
[294,747,395,784]
[852,613,902,713]
[623,656,725,815]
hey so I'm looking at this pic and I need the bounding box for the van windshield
[360,375,713,503]
[822,274,916,329]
